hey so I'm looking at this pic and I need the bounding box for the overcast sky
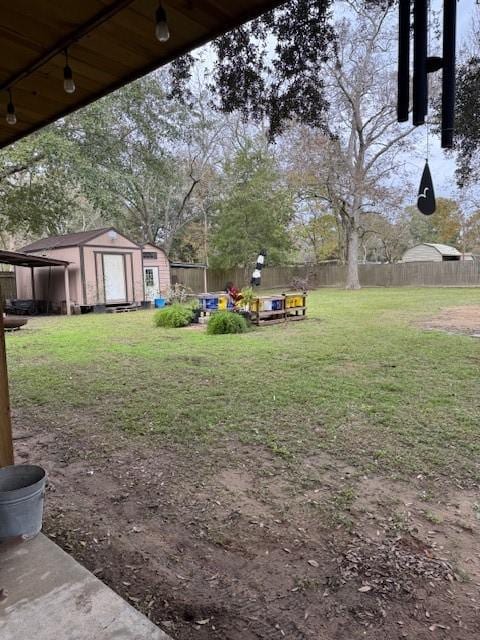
[196,1,479,209]
[328,0,479,208]
[457,0,477,37]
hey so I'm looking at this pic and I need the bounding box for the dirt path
[420,305,480,336]
[12,407,480,639]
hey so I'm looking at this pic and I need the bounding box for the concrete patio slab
[0,534,172,640]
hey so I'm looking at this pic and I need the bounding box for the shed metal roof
[423,243,462,257]
[142,242,168,255]
[20,227,137,252]
[0,0,286,150]
[21,228,110,252]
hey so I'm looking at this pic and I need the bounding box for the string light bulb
[63,50,76,94]
[6,90,16,126]
[155,4,170,42]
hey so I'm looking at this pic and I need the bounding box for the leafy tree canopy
[463,210,480,253]
[170,0,393,139]
[455,55,480,186]
[0,72,224,254]
[210,142,294,269]
[0,126,82,238]
[405,197,463,247]
[172,0,334,139]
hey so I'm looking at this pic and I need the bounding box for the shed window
[143,251,157,260]
[144,268,155,287]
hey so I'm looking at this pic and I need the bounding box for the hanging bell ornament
[417,161,436,215]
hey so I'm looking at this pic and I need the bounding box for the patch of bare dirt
[420,306,480,336]
[11,407,480,639]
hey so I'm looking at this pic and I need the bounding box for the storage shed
[401,243,462,263]
[142,243,171,301]
[16,228,170,312]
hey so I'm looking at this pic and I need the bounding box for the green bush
[153,304,194,328]
[207,311,248,335]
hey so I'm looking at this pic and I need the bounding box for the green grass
[6,288,480,481]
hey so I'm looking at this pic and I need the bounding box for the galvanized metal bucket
[0,464,46,543]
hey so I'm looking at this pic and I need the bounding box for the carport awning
[0,250,68,268]
[0,0,286,150]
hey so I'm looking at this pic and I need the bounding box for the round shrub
[207,311,248,335]
[154,303,194,328]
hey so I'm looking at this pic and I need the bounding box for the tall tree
[210,142,293,270]
[285,2,415,287]
[325,2,415,287]
[63,73,226,254]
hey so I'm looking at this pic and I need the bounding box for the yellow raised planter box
[285,295,304,309]
[250,293,307,325]
[218,294,229,310]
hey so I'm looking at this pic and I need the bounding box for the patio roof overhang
[0,250,69,268]
[0,0,286,150]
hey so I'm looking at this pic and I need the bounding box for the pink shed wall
[15,246,81,306]
[15,230,171,309]
[83,231,143,305]
[142,243,171,294]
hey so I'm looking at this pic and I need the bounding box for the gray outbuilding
[401,243,462,263]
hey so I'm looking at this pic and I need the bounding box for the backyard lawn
[6,288,480,639]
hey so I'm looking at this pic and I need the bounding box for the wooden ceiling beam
[0,0,135,93]
[0,0,287,149]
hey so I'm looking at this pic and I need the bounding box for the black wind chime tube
[251,250,266,287]
[441,0,457,149]
[397,0,411,123]
[412,0,428,126]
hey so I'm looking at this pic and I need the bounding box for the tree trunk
[337,221,347,264]
[345,222,361,290]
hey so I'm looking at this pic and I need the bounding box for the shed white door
[103,254,127,303]
[144,267,160,301]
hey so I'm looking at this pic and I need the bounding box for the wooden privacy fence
[0,272,16,303]
[3,264,478,301]
[170,265,313,292]
[170,267,206,293]
[172,261,480,293]
[358,261,480,287]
